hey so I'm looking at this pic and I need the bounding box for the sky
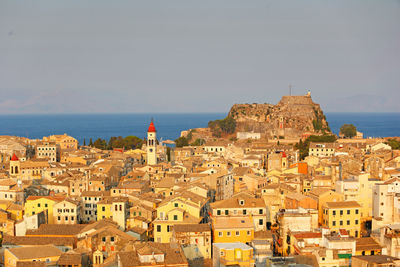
[0,0,399,114]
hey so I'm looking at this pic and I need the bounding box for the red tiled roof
[293,232,322,239]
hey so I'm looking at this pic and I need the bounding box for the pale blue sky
[0,0,399,114]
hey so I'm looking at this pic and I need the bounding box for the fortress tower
[146,120,157,165]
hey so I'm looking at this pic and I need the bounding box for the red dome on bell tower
[11,153,19,161]
[148,121,156,133]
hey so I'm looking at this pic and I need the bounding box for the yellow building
[322,201,362,237]
[97,196,129,230]
[307,188,344,226]
[213,242,255,267]
[24,196,65,224]
[355,237,383,256]
[0,200,23,221]
[212,217,254,244]
[153,193,207,243]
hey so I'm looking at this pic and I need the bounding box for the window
[332,210,336,215]
[225,210,229,215]
[217,210,221,215]
[38,203,41,207]
[65,216,68,221]
[174,215,178,221]
[243,209,247,215]
[259,209,263,215]
[110,237,115,242]
[102,207,105,211]
[102,237,106,242]
[174,203,178,208]
[355,220,359,225]
[347,220,350,225]
[340,221,343,226]
[355,209,359,214]
[218,232,223,237]
[58,216,61,221]
[157,225,161,232]
[247,231,251,236]
[71,216,74,221]
[347,210,350,215]
[236,231,240,236]
[340,210,343,215]
[259,219,263,225]
[332,221,336,226]
[227,231,231,236]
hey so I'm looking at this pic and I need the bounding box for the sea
[0,113,399,144]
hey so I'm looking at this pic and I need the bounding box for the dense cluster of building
[0,122,400,267]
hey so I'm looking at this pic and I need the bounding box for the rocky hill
[226,93,330,139]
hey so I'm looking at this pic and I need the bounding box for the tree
[295,134,337,160]
[93,138,107,150]
[340,124,357,138]
[386,139,400,150]
[175,136,189,148]
[123,136,143,149]
[83,138,86,146]
[191,138,205,146]
[208,116,236,137]
[89,138,93,147]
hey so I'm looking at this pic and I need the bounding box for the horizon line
[0,111,399,116]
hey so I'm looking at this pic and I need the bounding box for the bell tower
[10,153,20,177]
[146,120,157,165]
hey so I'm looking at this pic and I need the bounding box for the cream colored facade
[43,134,78,150]
[36,141,59,162]
[53,199,80,224]
[373,178,400,226]
[309,143,335,157]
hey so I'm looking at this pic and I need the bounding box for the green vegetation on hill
[312,108,330,133]
[386,138,400,150]
[174,128,205,148]
[295,134,337,160]
[90,136,143,150]
[208,116,236,137]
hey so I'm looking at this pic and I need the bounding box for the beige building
[309,142,336,157]
[210,195,267,231]
[0,179,24,204]
[372,178,400,227]
[35,141,59,162]
[43,134,78,150]
[4,245,63,267]
[53,198,80,224]
[352,255,400,267]
[172,224,212,258]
